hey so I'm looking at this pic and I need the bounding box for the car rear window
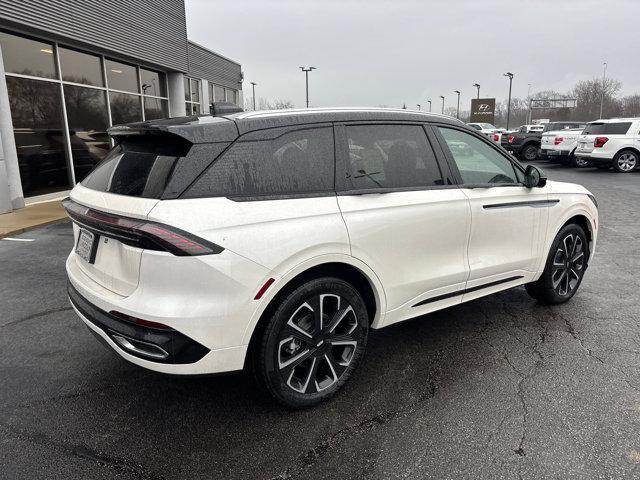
[81,136,192,198]
[582,122,632,135]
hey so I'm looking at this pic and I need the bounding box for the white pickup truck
[540,127,588,167]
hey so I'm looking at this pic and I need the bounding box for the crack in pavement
[1,423,167,480]
[1,306,73,328]
[267,381,439,480]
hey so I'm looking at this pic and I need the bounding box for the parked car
[575,118,640,172]
[540,128,588,167]
[503,121,586,161]
[64,107,599,408]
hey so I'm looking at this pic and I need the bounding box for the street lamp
[473,83,480,99]
[503,72,514,130]
[527,83,532,124]
[250,82,257,111]
[453,90,460,119]
[299,66,316,108]
[439,95,445,114]
[416,104,421,111]
[427,100,432,112]
[600,62,607,119]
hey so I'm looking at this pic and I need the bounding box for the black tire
[612,150,638,173]
[525,224,588,305]
[253,277,369,408]
[521,144,538,161]
[568,152,591,168]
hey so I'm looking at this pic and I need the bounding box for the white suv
[575,118,640,172]
[65,108,598,408]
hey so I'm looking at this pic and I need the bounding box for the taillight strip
[62,199,223,256]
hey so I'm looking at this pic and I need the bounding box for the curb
[0,217,70,239]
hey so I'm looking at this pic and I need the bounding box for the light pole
[439,95,445,114]
[504,72,514,130]
[473,83,480,99]
[416,104,421,111]
[600,61,607,119]
[427,100,432,112]
[527,83,532,124]
[299,66,316,108]
[250,81,257,111]
[453,90,460,119]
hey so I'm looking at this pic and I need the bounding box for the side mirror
[524,165,547,188]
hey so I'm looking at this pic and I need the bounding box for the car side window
[344,124,443,190]
[185,127,334,198]
[438,127,519,185]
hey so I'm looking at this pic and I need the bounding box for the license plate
[76,229,97,263]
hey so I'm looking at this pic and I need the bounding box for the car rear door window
[344,124,443,190]
[185,127,334,198]
[438,127,520,185]
[583,122,632,135]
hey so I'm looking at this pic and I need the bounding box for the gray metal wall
[188,41,241,90]
[0,0,188,72]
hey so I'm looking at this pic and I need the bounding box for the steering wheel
[488,173,513,184]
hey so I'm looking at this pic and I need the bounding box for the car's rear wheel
[521,144,538,161]
[569,153,590,168]
[254,277,369,408]
[525,224,588,305]
[612,150,638,173]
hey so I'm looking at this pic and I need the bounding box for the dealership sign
[470,98,496,124]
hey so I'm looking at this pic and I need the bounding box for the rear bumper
[575,150,613,163]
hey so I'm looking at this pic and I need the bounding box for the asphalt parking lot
[1,162,639,480]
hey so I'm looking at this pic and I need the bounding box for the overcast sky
[184,0,640,110]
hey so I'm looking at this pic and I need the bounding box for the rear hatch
[540,133,555,149]
[66,122,233,296]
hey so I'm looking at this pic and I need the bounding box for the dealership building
[0,0,243,213]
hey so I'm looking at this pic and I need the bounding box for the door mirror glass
[524,165,546,188]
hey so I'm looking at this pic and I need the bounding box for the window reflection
[110,92,142,125]
[0,31,57,79]
[190,79,200,103]
[6,77,69,196]
[59,47,104,86]
[143,97,168,120]
[105,59,138,93]
[63,85,110,182]
[140,69,166,97]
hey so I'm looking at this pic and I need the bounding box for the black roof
[108,108,464,144]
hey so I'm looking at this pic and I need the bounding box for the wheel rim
[617,153,637,171]
[524,146,537,160]
[277,294,361,394]
[575,157,589,167]
[551,233,585,296]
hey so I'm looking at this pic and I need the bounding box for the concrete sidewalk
[0,200,68,238]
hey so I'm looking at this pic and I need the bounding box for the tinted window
[110,92,142,125]
[583,122,632,135]
[213,84,225,102]
[59,47,103,86]
[140,69,167,97]
[345,124,442,190]
[468,124,482,130]
[186,127,334,198]
[143,97,168,120]
[0,31,56,79]
[438,127,519,185]
[106,59,138,93]
[82,139,190,198]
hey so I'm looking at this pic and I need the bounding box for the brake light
[63,199,223,256]
[508,135,515,143]
[493,134,500,141]
[594,137,609,148]
[554,137,563,145]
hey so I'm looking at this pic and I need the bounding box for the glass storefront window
[63,85,110,182]
[110,92,143,125]
[189,78,200,103]
[6,76,69,196]
[225,88,237,104]
[59,47,104,87]
[143,97,168,120]
[105,59,138,93]
[140,69,166,97]
[0,31,57,79]
[213,84,225,102]
[193,103,201,115]
[184,77,190,101]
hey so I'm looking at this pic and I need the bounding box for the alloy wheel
[616,153,637,172]
[551,233,585,296]
[575,156,590,168]
[277,294,362,394]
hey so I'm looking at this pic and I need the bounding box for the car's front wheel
[253,277,369,408]
[525,224,588,305]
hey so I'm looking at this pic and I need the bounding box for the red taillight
[554,137,563,145]
[63,199,223,256]
[255,278,275,300]
[594,136,608,148]
[110,310,173,330]
[493,134,499,141]
[508,135,515,143]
